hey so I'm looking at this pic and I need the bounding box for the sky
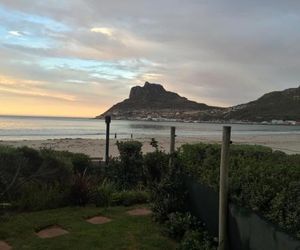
[0,0,299,117]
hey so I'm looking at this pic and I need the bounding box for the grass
[0,205,177,250]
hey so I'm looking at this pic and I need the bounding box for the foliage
[69,171,91,206]
[0,146,73,202]
[143,150,169,184]
[179,143,300,238]
[91,179,115,207]
[39,149,73,186]
[165,212,201,240]
[105,141,144,190]
[179,230,216,250]
[112,190,149,206]
[150,156,187,223]
[0,145,96,210]
[69,153,92,174]
[13,182,67,211]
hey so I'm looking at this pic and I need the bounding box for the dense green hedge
[179,143,300,238]
[0,146,93,210]
[0,142,152,212]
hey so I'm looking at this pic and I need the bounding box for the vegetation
[1,139,299,248]
[180,230,216,250]
[178,143,300,238]
[225,86,300,121]
[150,157,187,223]
[0,143,150,211]
[0,205,177,250]
[104,141,144,190]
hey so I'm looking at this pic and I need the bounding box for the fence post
[105,115,111,165]
[169,126,176,167]
[218,126,231,250]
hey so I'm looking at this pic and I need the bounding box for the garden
[0,139,299,249]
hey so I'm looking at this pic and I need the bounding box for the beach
[1,133,299,158]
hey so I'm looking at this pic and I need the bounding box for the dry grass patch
[127,208,152,216]
[0,240,12,250]
[85,216,112,225]
[36,225,69,239]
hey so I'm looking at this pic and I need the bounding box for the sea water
[0,115,299,141]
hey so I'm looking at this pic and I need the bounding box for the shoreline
[0,134,299,157]
[1,114,300,127]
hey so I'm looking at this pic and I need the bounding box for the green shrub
[180,230,216,250]
[143,151,169,184]
[0,146,95,211]
[69,172,91,206]
[13,182,67,211]
[112,190,149,206]
[70,153,92,174]
[105,141,144,190]
[0,146,27,200]
[178,143,300,238]
[165,212,201,240]
[39,149,73,186]
[150,156,187,222]
[17,147,43,176]
[91,180,115,207]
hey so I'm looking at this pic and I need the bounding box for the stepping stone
[86,216,111,224]
[36,225,69,239]
[127,208,152,216]
[0,241,12,250]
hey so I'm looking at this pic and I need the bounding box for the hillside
[97,82,223,120]
[224,86,300,122]
[97,83,300,122]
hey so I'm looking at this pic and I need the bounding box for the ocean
[0,115,300,141]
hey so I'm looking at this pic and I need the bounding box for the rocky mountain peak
[129,82,168,100]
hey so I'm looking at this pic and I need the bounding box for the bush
[150,156,187,222]
[165,212,201,240]
[143,151,169,184]
[69,172,91,206]
[180,230,216,250]
[91,180,115,207]
[179,143,300,238]
[69,153,92,174]
[13,182,67,211]
[17,147,43,176]
[0,146,27,201]
[105,141,144,190]
[39,149,73,186]
[112,190,149,206]
[0,146,97,210]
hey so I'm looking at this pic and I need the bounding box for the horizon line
[0,114,94,119]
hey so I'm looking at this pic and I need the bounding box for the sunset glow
[1,1,299,117]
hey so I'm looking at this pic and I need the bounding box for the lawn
[0,205,177,250]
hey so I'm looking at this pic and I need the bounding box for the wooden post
[218,126,231,250]
[131,133,133,139]
[105,115,111,165]
[169,126,176,167]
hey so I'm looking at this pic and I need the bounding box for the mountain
[97,83,300,122]
[97,82,224,120]
[224,86,300,122]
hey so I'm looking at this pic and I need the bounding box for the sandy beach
[0,134,299,158]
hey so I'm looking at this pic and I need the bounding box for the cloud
[0,1,300,116]
[0,75,76,101]
[91,27,114,37]
[8,30,22,36]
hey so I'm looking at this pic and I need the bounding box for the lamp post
[105,115,111,165]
